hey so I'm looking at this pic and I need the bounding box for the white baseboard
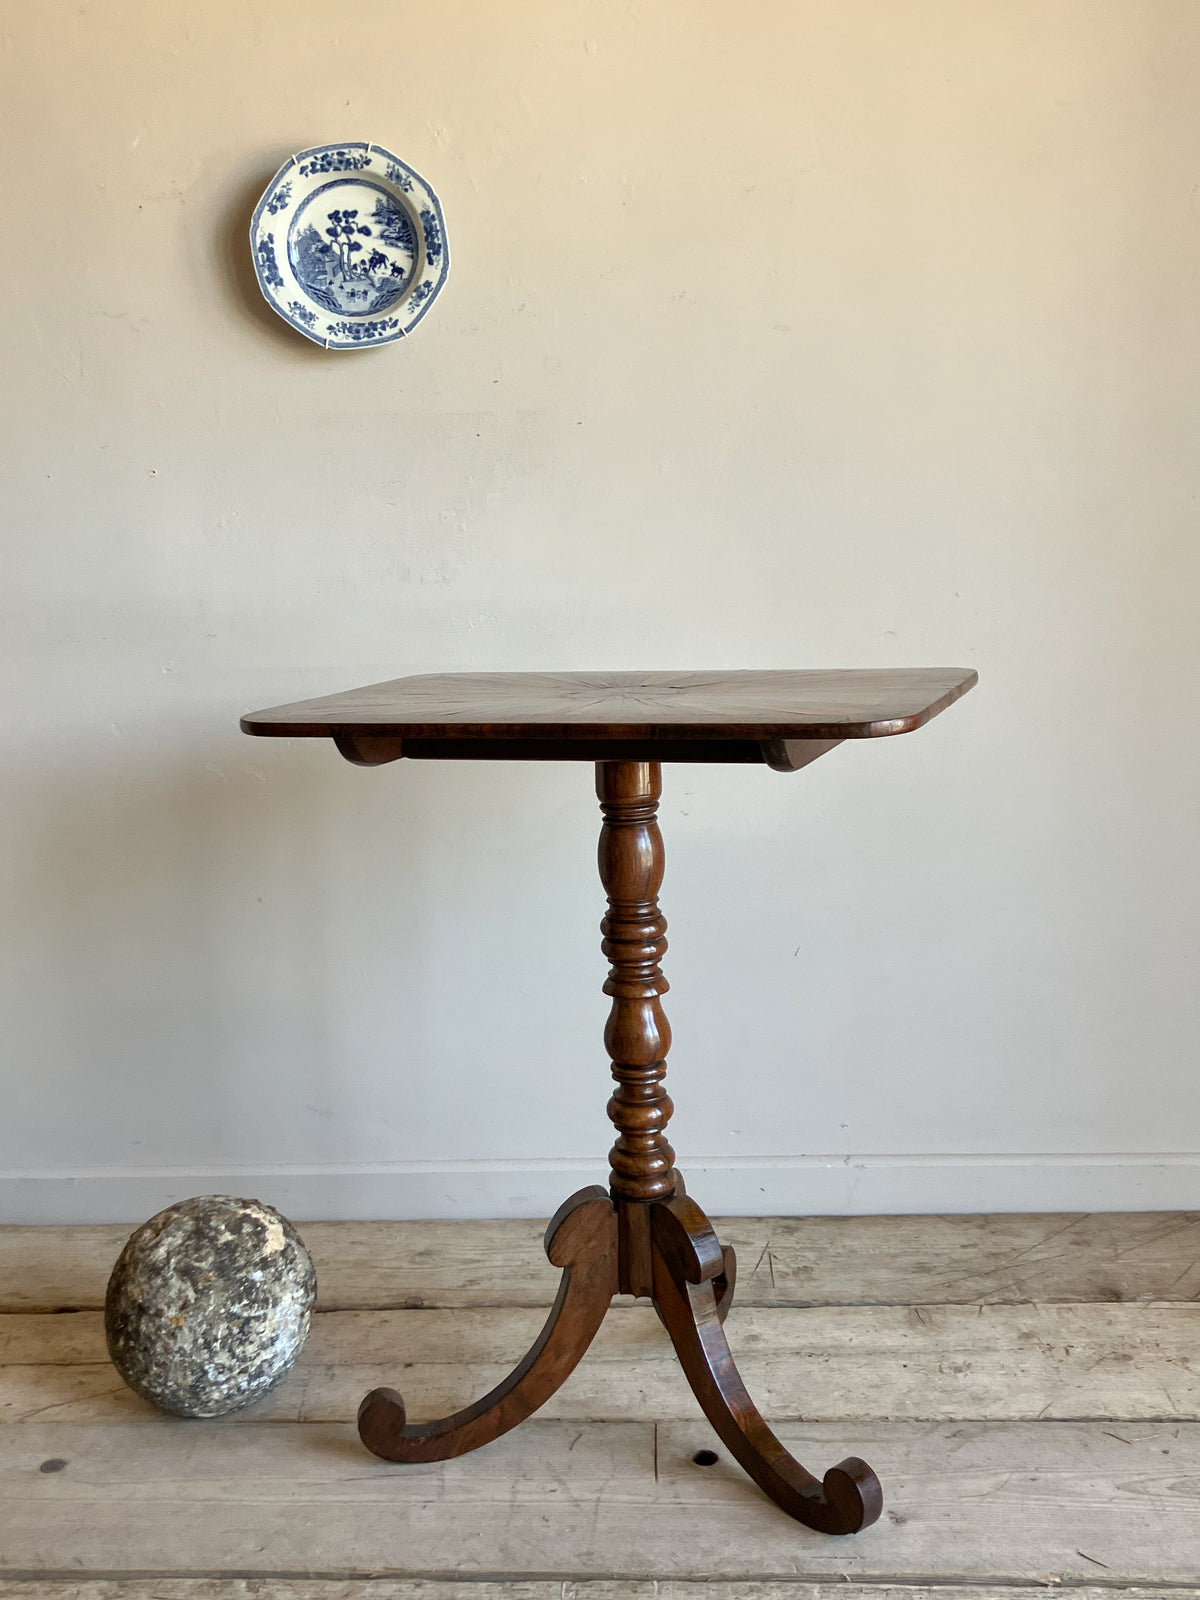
[1,1153,1198,1223]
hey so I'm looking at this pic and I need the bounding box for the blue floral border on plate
[249,141,449,350]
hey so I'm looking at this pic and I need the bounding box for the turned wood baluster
[597,760,676,1295]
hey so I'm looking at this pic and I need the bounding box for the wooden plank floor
[1,1213,1199,1595]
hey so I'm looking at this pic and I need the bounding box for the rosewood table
[242,668,976,1535]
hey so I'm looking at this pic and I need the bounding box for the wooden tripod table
[242,668,976,1536]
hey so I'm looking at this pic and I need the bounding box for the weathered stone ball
[105,1195,317,1418]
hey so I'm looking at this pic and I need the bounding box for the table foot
[358,1186,618,1463]
[650,1193,883,1535]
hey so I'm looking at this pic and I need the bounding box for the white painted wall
[3,1,1198,1222]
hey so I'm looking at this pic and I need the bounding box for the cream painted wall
[3,1,1198,1221]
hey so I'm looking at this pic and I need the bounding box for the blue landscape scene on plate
[287,180,417,316]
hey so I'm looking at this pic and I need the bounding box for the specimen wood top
[242,668,977,744]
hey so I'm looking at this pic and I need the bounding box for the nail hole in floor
[692,1449,719,1467]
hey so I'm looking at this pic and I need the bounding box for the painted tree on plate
[325,209,372,280]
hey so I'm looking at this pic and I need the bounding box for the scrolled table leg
[359,1186,617,1463]
[651,1194,883,1535]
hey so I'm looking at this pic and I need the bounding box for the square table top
[241,668,976,767]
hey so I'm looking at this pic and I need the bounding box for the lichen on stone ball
[105,1195,317,1418]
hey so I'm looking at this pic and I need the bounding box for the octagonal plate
[250,142,449,349]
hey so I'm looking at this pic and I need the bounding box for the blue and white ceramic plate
[250,142,449,350]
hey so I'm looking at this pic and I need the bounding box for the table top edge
[240,667,977,746]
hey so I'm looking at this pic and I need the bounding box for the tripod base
[358,1179,883,1536]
